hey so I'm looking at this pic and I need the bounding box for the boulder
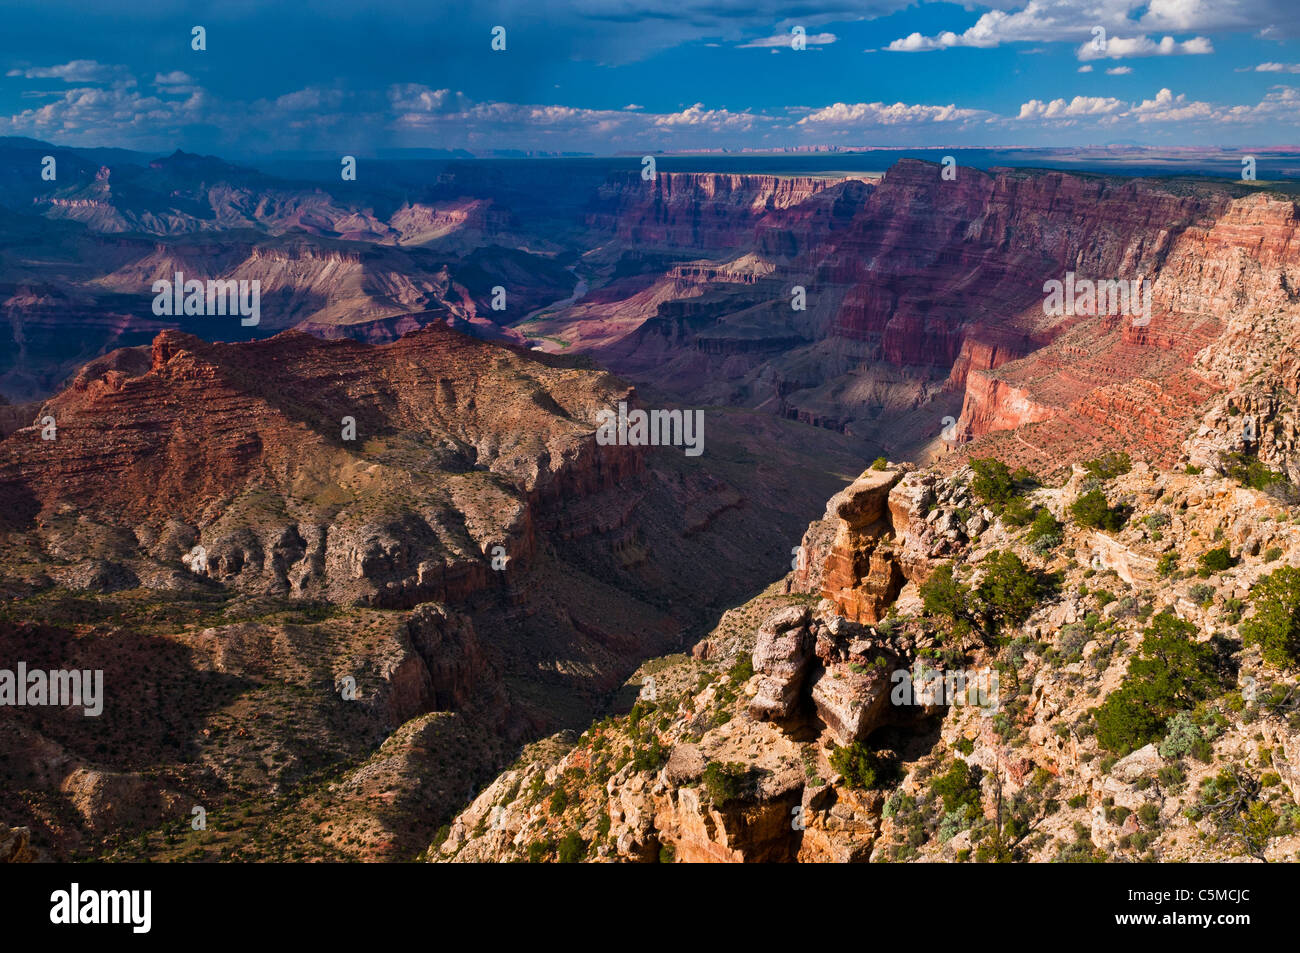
[749,606,813,720]
[663,744,706,785]
[1110,743,1163,783]
[809,660,894,746]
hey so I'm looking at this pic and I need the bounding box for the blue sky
[3,0,1300,155]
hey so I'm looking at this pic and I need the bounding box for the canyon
[0,318,868,859]
[4,138,1300,862]
[7,140,1296,480]
[436,450,1300,864]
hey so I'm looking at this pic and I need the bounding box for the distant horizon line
[7,136,1300,163]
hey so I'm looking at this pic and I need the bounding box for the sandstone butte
[0,315,868,860]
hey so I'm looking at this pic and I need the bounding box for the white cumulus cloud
[1077,34,1213,61]
[1017,95,1126,119]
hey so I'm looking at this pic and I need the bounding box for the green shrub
[702,761,749,803]
[882,791,912,819]
[871,456,889,471]
[1070,489,1127,531]
[1028,534,1061,556]
[1011,466,1041,488]
[923,552,1047,643]
[1001,495,1035,527]
[1024,506,1064,555]
[920,564,973,636]
[931,760,982,814]
[830,744,897,791]
[1198,546,1234,576]
[1222,452,1286,491]
[1106,805,1131,825]
[1241,565,1300,667]
[938,804,978,842]
[1265,547,1284,563]
[1157,552,1178,578]
[1142,512,1171,531]
[1157,712,1204,759]
[1083,452,1133,480]
[1158,763,1186,790]
[1095,693,1164,757]
[549,787,569,815]
[631,734,665,772]
[1189,768,1280,860]
[1058,622,1091,663]
[975,550,1044,639]
[557,831,587,863]
[1094,612,1224,754]
[970,458,1015,507]
[728,654,754,686]
[1027,507,1063,541]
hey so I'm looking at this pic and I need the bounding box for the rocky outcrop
[816,464,974,622]
[1261,719,1300,807]
[794,463,980,631]
[748,605,814,720]
[819,468,904,623]
[809,616,903,746]
[747,601,913,747]
[369,603,506,731]
[433,441,1300,863]
[1085,530,1158,587]
[0,826,42,863]
[0,323,645,609]
[957,371,1056,441]
[888,471,973,584]
[605,719,808,864]
[587,173,847,253]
